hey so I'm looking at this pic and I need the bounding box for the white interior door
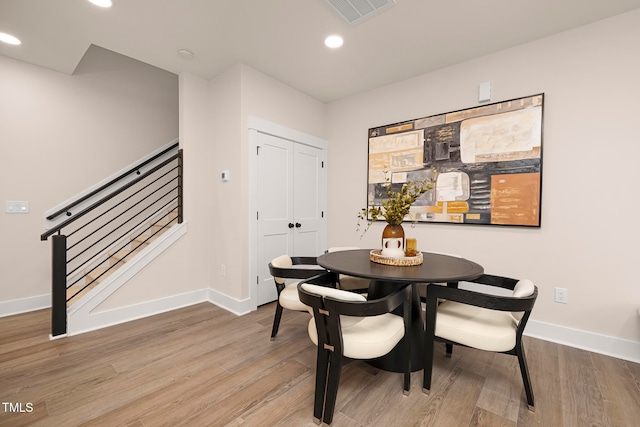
[293,143,323,256]
[257,133,294,306]
[256,132,326,306]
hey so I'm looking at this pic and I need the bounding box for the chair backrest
[269,255,323,285]
[426,274,538,330]
[270,255,293,284]
[300,282,367,327]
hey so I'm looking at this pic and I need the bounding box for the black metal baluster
[178,149,183,223]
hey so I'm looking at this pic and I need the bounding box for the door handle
[288,223,295,228]
[295,223,302,228]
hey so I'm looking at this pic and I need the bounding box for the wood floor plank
[341,369,422,427]
[591,352,640,426]
[0,332,52,359]
[325,361,387,421]
[223,369,317,427]
[475,353,521,422]
[177,360,312,426]
[429,366,484,427]
[1,303,639,426]
[515,338,563,427]
[0,346,59,378]
[0,398,49,427]
[4,364,118,410]
[0,309,49,343]
[468,406,515,427]
[74,358,230,426]
[558,344,607,426]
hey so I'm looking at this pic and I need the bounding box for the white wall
[326,9,640,345]
[0,45,178,309]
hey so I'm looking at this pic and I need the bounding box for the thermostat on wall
[221,170,230,182]
[479,81,491,102]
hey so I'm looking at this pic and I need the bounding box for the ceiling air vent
[323,0,396,25]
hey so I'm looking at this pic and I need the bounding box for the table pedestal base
[367,281,424,373]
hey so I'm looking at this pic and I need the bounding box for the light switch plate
[5,201,30,214]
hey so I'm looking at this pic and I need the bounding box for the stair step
[85,266,115,286]
[67,283,93,302]
[130,232,159,246]
[132,213,178,245]
[109,244,148,265]
[151,215,178,233]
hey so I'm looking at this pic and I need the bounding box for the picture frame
[366,93,544,227]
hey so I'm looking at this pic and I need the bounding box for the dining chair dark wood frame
[268,256,326,340]
[298,272,412,425]
[423,274,538,410]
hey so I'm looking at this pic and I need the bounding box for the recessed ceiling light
[324,35,344,49]
[88,0,113,8]
[0,32,21,45]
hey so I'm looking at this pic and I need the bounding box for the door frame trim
[248,117,328,311]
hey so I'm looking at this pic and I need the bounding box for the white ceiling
[2,0,640,103]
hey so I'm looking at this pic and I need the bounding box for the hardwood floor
[1,303,639,426]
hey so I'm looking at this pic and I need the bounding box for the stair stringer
[66,221,187,336]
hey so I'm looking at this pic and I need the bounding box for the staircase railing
[41,146,183,337]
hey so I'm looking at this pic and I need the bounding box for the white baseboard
[207,288,253,316]
[0,294,50,317]
[525,319,640,364]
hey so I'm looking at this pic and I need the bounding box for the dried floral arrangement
[357,169,437,236]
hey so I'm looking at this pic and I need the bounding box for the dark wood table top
[317,249,484,284]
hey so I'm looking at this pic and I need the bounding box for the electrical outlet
[554,287,568,304]
[220,264,226,277]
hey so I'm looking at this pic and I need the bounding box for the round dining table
[316,249,484,372]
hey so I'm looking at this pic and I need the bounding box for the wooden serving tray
[370,250,423,266]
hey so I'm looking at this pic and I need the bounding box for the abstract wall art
[366,93,544,227]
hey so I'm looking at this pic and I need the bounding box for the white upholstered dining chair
[267,255,325,340]
[422,274,538,410]
[297,272,412,425]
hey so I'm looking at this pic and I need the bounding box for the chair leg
[313,346,330,423]
[515,341,535,411]
[423,301,437,394]
[403,287,411,395]
[423,334,435,394]
[322,352,343,425]
[445,343,453,358]
[403,338,411,395]
[270,302,284,340]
